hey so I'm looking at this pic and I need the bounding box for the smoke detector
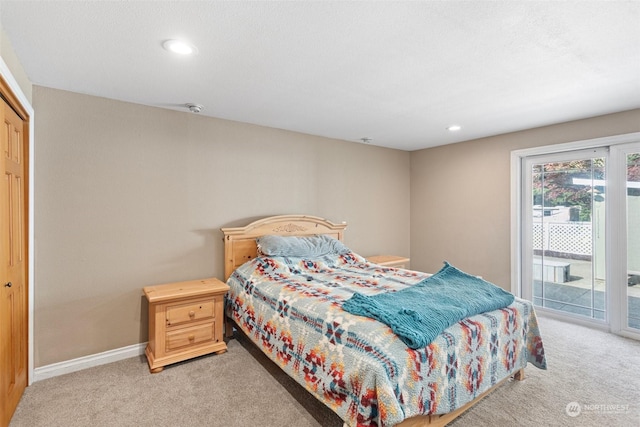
[186,103,203,113]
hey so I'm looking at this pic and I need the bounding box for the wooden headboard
[220,215,347,281]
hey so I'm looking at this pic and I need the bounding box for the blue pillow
[256,234,351,257]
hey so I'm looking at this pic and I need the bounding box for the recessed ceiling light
[163,39,198,55]
[447,125,462,132]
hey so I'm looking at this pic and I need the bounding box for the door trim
[0,57,34,385]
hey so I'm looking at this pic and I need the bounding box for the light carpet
[10,316,640,426]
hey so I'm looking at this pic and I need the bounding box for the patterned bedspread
[226,252,547,427]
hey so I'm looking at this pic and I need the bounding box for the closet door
[1,97,28,427]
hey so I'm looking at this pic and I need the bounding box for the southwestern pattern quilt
[226,252,547,427]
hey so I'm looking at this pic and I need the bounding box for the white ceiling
[1,1,639,151]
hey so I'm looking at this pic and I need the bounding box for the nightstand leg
[513,368,525,381]
[225,317,234,338]
[150,366,164,374]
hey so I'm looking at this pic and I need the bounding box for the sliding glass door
[517,136,640,338]
[525,149,607,321]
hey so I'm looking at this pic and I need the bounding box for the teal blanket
[342,262,515,349]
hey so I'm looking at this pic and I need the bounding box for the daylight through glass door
[531,157,606,320]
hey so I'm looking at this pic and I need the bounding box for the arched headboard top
[221,215,347,281]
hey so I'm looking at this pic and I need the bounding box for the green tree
[532,158,605,221]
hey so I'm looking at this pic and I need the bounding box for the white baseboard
[32,342,147,383]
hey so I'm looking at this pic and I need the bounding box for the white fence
[533,222,592,256]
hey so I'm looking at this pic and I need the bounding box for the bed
[221,215,546,427]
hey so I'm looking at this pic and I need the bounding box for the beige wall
[18,46,640,366]
[410,109,640,290]
[28,85,640,367]
[0,28,32,103]
[33,86,411,366]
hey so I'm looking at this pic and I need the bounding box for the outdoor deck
[533,257,640,329]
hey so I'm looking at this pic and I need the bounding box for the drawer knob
[188,335,195,341]
[189,310,195,317]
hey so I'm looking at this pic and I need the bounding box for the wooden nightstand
[143,277,230,373]
[367,255,410,269]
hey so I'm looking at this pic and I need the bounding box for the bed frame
[221,214,524,427]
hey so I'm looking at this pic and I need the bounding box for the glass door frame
[510,132,640,339]
[609,142,640,339]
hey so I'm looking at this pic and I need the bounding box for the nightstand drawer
[144,277,229,373]
[166,300,214,326]
[166,322,216,351]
